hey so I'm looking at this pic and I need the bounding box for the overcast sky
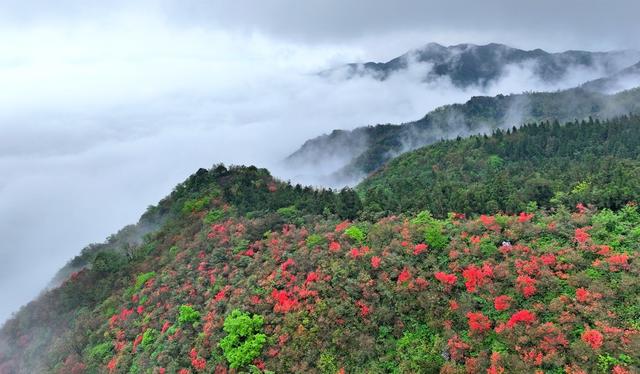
[1,0,640,323]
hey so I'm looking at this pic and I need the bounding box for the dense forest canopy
[359,115,640,218]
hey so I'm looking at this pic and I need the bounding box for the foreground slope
[1,179,638,373]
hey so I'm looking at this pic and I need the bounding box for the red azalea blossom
[413,243,428,255]
[576,203,587,213]
[466,312,491,333]
[355,300,370,317]
[518,212,534,222]
[397,267,411,284]
[435,271,457,286]
[581,329,603,349]
[506,310,536,328]
[607,253,630,271]
[493,295,511,311]
[480,214,496,227]
[574,228,591,244]
[371,256,381,269]
[575,288,589,303]
[516,275,537,298]
[348,247,361,258]
[335,220,350,232]
[449,300,459,311]
[462,264,492,292]
[329,241,341,252]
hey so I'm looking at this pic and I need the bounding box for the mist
[2,2,640,325]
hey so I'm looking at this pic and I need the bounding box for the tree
[219,310,267,369]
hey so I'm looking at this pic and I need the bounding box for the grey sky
[1,0,639,323]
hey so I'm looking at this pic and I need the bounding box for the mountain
[582,61,640,93]
[1,118,640,373]
[285,86,640,186]
[358,115,640,217]
[324,43,640,88]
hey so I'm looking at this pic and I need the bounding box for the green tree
[219,310,267,369]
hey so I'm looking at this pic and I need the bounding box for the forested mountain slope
[358,115,640,217]
[324,43,640,88]
[286,87,640,186]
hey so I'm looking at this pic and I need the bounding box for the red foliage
[461,264,492,292]
[107,357,117,373]
[161,321,171,333]
[493,295,511,311]
[574,228,591,244]
[575,288,589,303]
[348,247,362,258]
[271,289,299,313]
[506,310,536,328]
[397,267,411,284]
[335,221,350,232]
[480,214,496,227]
[516,275,537,298]
[190,348,207,371]
[328,241,341,252]
[447,335,470,361]
[581,329,603,349]
[518,212,534,222]
[280,258,295,272]
[466,312,491,334]
[355,300,371,317]
[132,334,143,352]
[371,256,381,269]
[435,271,458,286]
[607,253,630,271]
[413,243,428,255]
[305,272,318,285]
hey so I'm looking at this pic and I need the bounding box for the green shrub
[141,328,158,349]
[425,224,448,250]
[134,272,156,290]
[306,234,325,248]
[178,305,200,325]
[204,209,225,224]
[219,310,267,369]
[344,226,366,244]
[87,342,113,364]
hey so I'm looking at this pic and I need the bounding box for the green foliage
[394,324,444,373]
[87,342,113,364]
[91,251,126,274]
[306,234,325,248]
[276,205,299,220]
[204,209,225,224]
[317,352,338,374]
[177,305,200,325]
[425,223,448,251]
[134,272,156,290]
[141,328,158,349]
[344,225,366,244]
[182,194,214,214]
[219,310,267,369]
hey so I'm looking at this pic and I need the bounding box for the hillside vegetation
[1,118,640,373]
[358,115,640,217]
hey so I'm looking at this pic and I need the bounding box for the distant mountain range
[289,47,640,186]
[324,42,640,88]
